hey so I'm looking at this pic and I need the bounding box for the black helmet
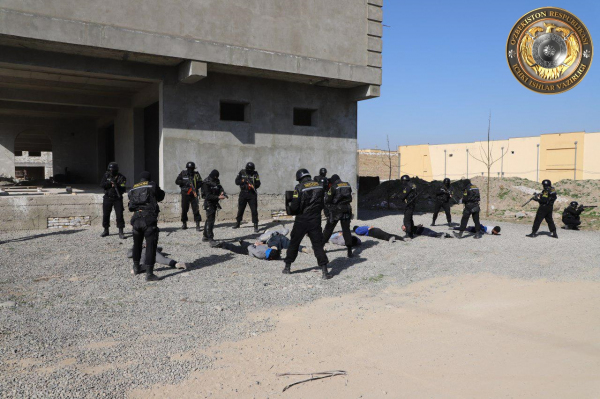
[209,169,219,179]
[296,168,311,181]
[542,179,551,188]
[570,201,579,207]
[107,162,119,173]
[401,175,410,182]
[443,178,450,186]
[330,174,341,183]
[319,168,327,177]
[246,162,255,171]
[186,161,195,170]
[140,171,151,181]
[464,179,471,186]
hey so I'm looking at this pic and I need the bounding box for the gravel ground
[1,210,599,398]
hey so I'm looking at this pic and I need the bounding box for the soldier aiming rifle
[562,201,597,230]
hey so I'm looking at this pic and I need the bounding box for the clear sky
[358,0,600,150]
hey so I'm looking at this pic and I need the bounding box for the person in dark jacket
[201,170,227,246]
[314,167,330,220]
[398,175,418,238]
[453,180,482,239]
[353,225,404,243]
[527,179,558,238]
[175,161,202,231]
[233,162,261,232]
[215,240,281,260]
[283,168,330,279]
[128,171,165,281]
[322,174,354,257]
[432,178,453,226]
[562,201,584,230]
[403,224,452,238]
[127,245,187,273]
[452,225,501,235]
[100,162,127,239]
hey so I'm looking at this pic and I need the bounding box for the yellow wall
[583,132,600,180]
[502,136,540,181]
[539,132,585,182]
[398,144,432,180]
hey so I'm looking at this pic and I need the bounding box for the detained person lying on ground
[402,224,453,238]
[353,225,404,243]
[126,245,187,274]
[452,225,501,235]
[215,226,308,260]
[328,232,362,247]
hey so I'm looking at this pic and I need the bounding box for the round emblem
[507,7,593,94]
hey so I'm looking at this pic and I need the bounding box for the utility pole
[444,149,447,179]
[501,146,504,179]
[536,144,540,182]
[574,141,578,180]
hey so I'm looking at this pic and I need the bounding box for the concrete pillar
[0,127,15,178]
[133,108,145,181]
[114,109,135,187]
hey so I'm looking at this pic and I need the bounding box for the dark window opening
[29,151,42,157]
[220,101,248,122]
[14,150,23,156]
[294,108,317,127]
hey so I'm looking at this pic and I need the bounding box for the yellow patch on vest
[134,181,149,188]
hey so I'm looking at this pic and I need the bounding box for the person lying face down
[402,224,452,238]
[452,225,501,235]
[329,232,362,247]
[215,240,281,260]
[126,245,187,274]
[352,225,404,243]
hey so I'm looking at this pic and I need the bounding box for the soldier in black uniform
[201,170,226,246]
[233,162,261,233]
[127,171,165,281]
[100,162,127,239]
[315,168,330,219]
[527,179,558,238]
[432,178,453,226]
[322,174,354,258]
[175,161,202,231]
[453,179,482,239]
[284,168,330,279]
[562,201,584,230]
[398,175,418,239]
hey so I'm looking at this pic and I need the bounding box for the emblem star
[583,49,591,59]
[508,49,516,59]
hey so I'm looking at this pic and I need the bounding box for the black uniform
[458,184,481,236]
[531,187,557,233]
[399,182,418,238]
[284,176,329,276]
[315,172,330,219]
[235,168,261,224]
[432,184,452,225]
[176,169,202,224]
[562,204,584,229]
[128,173,165,281]
[322,176,353,253]
[100,171,127,230]
[201,171,224,242]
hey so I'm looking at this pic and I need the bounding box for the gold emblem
[507,7,593,94]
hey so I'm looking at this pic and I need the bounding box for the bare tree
[381,135,395,209]
[468,113,509,216]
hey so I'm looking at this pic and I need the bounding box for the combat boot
[347,246,353,258]
[182,222,188,230]
[431,221,436,226]
[526,232,538,238]
[131,261,142,275]
[118,228,125,239]
[145,265,159,282]
[321,265,332,280]
[254,223,259,233]
[100,228,109,237]
[196,221,201,232]
[474,232,482,239]
[282,263,291,274]
[551,230,558,239]
[232,221,241,229]
[453,231,463,239]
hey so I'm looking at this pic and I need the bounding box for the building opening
[14,130,52,182]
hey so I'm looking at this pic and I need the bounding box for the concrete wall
[397,144,432,180]
[539,132,585,182]
[583,132,600,180]
[159,73,358,196]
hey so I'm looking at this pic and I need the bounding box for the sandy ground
[130,274,600,399]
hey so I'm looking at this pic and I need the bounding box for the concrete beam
[0,87,131,108]
[0,100,117,117]
[350,85,380,101]
[178,61,207,84]
[132,82,160,108]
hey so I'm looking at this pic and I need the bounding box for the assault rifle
[521,193,539,207]
[108,175,122,199]
[582,205,597,210]
[186,181,198,198]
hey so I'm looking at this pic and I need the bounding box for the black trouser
[284,216,329,267]
[562,217,581,228]
[459,204,480,233]
[219,241,251,255]
[403,204,415,234]
[131,214,159,267]
[322,217,352,246]
[532,206,556,232]
[203,203,218,239]
[236,192,258,224]
[102,196,125,229]
[433,201,452,224]
[368,227,403,241]
[181,194,201,223]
